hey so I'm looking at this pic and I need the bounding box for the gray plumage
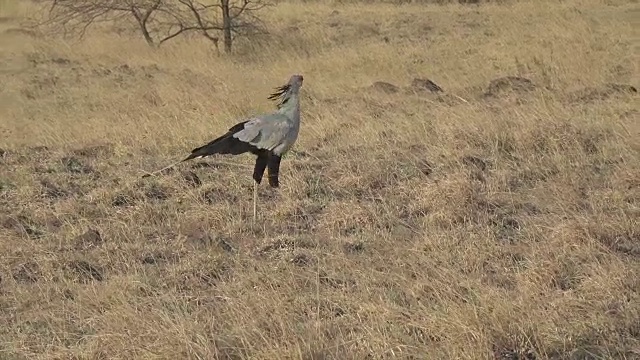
[230,93,302,157]
[143,74,304,216]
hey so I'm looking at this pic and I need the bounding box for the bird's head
[268,74,303,108]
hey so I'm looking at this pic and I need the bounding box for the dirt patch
[140,252,180,265]
[567,83,637,103]
[40,179,70,199]
[65,260,104,283]
[371,81,400,94]
[181,171,202,188]
[201,187,237,204]
[12,262,40,284]
[60,156,94,174]
[26,53,78,67]
[483,76,536,97]
[184,227,216,248]
[73,229,104,250]
[290,252,315,267]
[589,226,639,257]
[111,193,136,207]
[462,155,490,172]
[2,215,44,239]
[70,144,114,158]
[343,241,365,254]
[143,183,171,200]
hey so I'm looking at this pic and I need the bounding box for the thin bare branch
[34,0,271,52]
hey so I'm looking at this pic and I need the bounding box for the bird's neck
[278,94,300,122]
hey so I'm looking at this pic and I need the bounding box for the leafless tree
[34,0,269,53]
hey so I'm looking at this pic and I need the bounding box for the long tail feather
[141,158,188,178]
[141,122,257,179]
[140,156,256,178]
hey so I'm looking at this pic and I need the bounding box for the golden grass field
[0,0,639,358]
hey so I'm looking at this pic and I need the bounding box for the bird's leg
[253,181,258,223]
[252,152,269,223]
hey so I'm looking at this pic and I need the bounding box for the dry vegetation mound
[0,0,638,359]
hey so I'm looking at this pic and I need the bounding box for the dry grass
[1,0,639,358]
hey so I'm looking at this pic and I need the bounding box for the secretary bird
[143,74,304,220]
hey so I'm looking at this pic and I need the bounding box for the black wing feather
[183,121,261,161]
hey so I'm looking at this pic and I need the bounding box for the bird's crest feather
[268,84,291,108]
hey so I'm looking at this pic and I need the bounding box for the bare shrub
[33,0,269,52]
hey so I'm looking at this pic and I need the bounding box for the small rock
[73,229,103,249]
[485,76,535,97]
[371,81,400,94]
[142,255,162,265]
[411,78,444,93]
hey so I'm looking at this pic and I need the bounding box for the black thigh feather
[267,154,282,188]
